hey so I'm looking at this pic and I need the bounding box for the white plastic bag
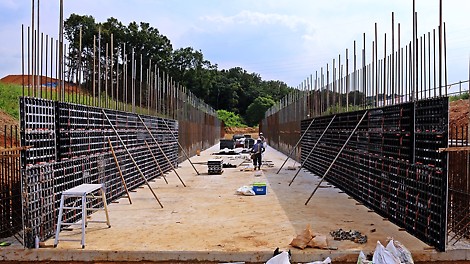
[372,241,400,264]
[236,186,255,196]
[386,240,414,264]
[305,257,332,264]
[266,251,290,264]
[357,251,373,264]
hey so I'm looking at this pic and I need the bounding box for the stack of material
[208,159,223,174]
[219,139,234,149]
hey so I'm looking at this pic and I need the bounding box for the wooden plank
[438,146,470,152]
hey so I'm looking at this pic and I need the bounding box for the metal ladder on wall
[54,184,111,249]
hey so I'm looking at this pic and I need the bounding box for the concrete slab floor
[1,144,469,263]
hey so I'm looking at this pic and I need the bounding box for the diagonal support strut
[277,118,316,174]
[305,111,368,205]
[161,117,200,175]
[102,110,163,208]
[289,115,336,186]
[144,140,169,184]
[137,114,186,187]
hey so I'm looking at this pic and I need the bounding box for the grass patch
[0,82,22,120]
[0,82,166,121]
[450,92,469,102]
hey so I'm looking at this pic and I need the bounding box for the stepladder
[54,184,111,248]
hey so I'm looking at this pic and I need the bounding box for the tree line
[64,14,292,126]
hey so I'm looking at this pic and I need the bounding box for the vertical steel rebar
[434,29,437,97]
[346,49,349,110]
[46,37,54,100]
[420,36,423,100]
[111,34,114,107]
[45,34,48,99]
[40,33,43,99]
[27,26,30,97]
[392,13,395,104]
[353,41,356,106]
[131,48,135,113]
[363,33,366,107]
[140,54,143,114]
[98,28,101,107]
[33,30,36,97]
[22,25,25,97]
[444,22,448,97]
[59,0,63,101]
[428,32,431,98]
[384,33,387,106]
[78,26,82,104]
[64,43,67,101]
[116,44,119,110]
[31,1,35,96]
[423,34,427,99]
[105,43,108,108]
[439,0,443,96]
[398,23,401,103]
[375,23,378,107]
[55,39,58,100]
[93,35,96,106]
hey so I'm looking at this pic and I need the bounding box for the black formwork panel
[300,97,448,251]
[20,98,179,248]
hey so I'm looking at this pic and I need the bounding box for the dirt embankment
[1,74,80,93]
[449,99,469,140]
[223,126,260,140]
[449,99,469,127]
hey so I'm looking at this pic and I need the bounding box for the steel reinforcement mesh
[20,97,178,248]
[300,97,448,251]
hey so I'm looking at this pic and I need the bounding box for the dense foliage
[64,14,291,126]
[216,110,246,128]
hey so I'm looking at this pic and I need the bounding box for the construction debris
[330,228,368,244]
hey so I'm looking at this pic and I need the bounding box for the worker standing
[259,132,267,148]
[251,138,265,170]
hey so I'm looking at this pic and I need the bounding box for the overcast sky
[0,0,469,90]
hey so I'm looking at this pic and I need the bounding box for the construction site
[0,1,469,263]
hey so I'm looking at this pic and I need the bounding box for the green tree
[245,96,275,126]
[216,109,246,127]
[63,14,294,121]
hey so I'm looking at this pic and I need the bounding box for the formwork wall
[261,91,307,160]
[20,97,179,248]
[178,101,222,160]
[300,97,448,251]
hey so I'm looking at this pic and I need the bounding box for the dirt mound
[223,127,259,139]
[449,99,469,128]
[224,126,258,134]
[1,74,80,93]
[449,99,469,140]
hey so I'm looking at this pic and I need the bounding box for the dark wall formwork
[300,97,448,251]
[20,97,179,248]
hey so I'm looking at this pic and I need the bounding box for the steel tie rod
[305,110,368,205]
[289,115,336,186]
[137,114,186,187]
[102,110,163,208]
[277,118,316,174]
